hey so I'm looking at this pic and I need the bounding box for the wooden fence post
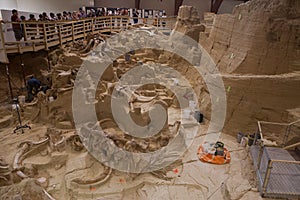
[58,24,62,47]
[43,23,48,50]
[22,22,28,42]
[83,21,86,39]
[71,22,75,42]
[110,17,113,32]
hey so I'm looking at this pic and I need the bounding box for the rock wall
[174,1,300,135]
[173,6,205,42]
[223,73,300,134]
[200,0,300,75]
[198,0,300,134]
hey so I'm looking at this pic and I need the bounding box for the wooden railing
[1,16,177,55]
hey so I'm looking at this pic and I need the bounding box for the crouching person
[27,76,41,102]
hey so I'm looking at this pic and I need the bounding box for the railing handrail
[258,120,290,126]
[258,119,300,126]
[289,119,300,126]
[257,119,300,148]
[2,16,177,25]
[0,15,177,56]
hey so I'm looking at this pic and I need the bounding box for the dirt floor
[0,122,265,200]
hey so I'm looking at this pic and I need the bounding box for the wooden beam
[135,0,141,9]
[6,65,13,100]
[174,0,184,15]
[211,0,224,14]
[19,55,26,87]
[283,142,300,150]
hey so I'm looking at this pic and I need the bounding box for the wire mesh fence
[250,146,300,198]
[266,161,300,197]
[251,120,300,198]
[258,122,289,147]
[258,147,269,186]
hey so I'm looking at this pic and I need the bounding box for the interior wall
[219,0,245,14]
[140,0,175,16]
[16,0,92,13]
[94,0,134,9]
[95,0,174,15]
[0,0,17,11]
[182,0,245,18]
[90,0,203,16]
[0,0,17,19]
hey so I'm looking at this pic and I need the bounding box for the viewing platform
[0,16,176,62]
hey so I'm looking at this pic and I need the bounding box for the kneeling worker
[27,76,41,102]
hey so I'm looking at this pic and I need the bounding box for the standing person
[20,16,26,21]
[68,12,73,20]
[20,16,26,40]
[120,8,128,27]
[28,14,37,40]
[62,11,69,20]
[133,10,139,24]
[42,12,51,39]
[116,8,121,27]
[38,14,44,39]
[38,14,44,21]
[96,9,101,17]
[72,11,79,20]
[79,8,86,19]
[42,12,52,39]
[11,9,23,41]
[28,14,36,22]
[162,13,167,27]
[100,8,106,16]
[49,13,57,39]
[153,15,159,27]
[109,9,115,27]
[121,8,128,16]
[56,13,63,21]
[42,12,49,21]
[49,13,57,21]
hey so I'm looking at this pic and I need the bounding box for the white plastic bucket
[240,137,248,147]
[49,96,54,102]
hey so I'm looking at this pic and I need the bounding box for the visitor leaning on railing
[1,10,176,54]
[27,14,37,40]
[11,9,23,41]
[7,8,171,28]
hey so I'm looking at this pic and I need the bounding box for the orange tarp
[197,144,231,165]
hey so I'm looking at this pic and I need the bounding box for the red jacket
[11,15,21,30]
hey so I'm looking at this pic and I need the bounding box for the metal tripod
[13,100,31,134]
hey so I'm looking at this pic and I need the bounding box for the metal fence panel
[266,161,300,197]
[251,145,300,198]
